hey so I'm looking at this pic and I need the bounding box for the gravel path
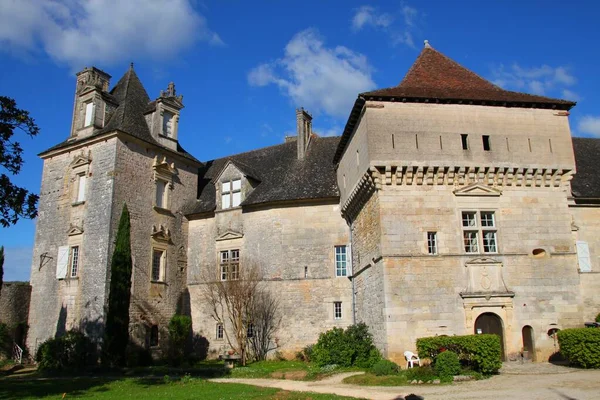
[211,363,600,400]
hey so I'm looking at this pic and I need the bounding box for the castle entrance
[475,312,505,360]
[522,325,535,360]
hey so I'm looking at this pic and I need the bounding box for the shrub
[168,315,192,366]
[557,328,600,368]
[35,330,97,371]
[405,365,437,382]
[595,313,600,323]
[371,359,399,376]
[312,323,381,368]
[434,350,461,379]
[295,344,313,362]
[0,323,10,357]
[416,334,501,375]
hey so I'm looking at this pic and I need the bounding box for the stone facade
[26,45,600,365]
[0,282,31,347]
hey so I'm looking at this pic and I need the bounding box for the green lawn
[0,376,362,400]
[230,360,360,381]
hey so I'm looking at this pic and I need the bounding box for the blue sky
[1,0,599,281]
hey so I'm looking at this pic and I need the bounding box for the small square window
[481,212,495,227]
[483,135,491,151]
[334,302,342,320]
[461,134,469,150]
[220,249,240,281]
[216,323,224,340]
[462,212,477,227]
[84,102,94,127]
[221,179,242,209]
[427,232,437,255]
[463,231,479,253]
[247,323,254,338]
[335,245,348,277]
[461,211,498,254]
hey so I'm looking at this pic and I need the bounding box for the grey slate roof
[184,136,341,215]
[40,67,200,163]
[572,137,600,200]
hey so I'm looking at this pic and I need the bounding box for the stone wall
[571,206,600,322]
[187,201,352,357]
[111,137,199,350]
[27,138,118,352]
[0,282,31,347]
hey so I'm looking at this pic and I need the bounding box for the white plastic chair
[404,351,421,368]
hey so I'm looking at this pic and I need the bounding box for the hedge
[557,328,600,368]
[36,330,97,371]
[416,334,502,374]
[312,323,381,368]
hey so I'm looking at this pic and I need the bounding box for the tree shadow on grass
[0,377,116,400]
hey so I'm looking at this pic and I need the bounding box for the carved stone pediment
[453,183,502,197]
[460,257,512,298]
[70,151,92,169]
[216,230,244,241]
[67,224,84,236]
[151,225,171,243]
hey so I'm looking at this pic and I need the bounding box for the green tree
[0,246,4,298]
[103,204,133,367]
[0,96,39,227]
[168,314,192,366]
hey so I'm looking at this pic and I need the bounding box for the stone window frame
[69,245,80,278]
[221,178,242,210]
[427,231,438,255]
[153,156,176,212]
[335,245,349,277]
[70,153,92,206]
[151,246,167,283]
[334,301,342,320]
[219,249,240,281]
[160,104,179,140]
[216,323,224,340]
[461,210,498,254]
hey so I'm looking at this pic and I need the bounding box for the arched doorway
[475,312,505,361]
[522,325,535,361]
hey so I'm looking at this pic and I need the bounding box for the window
[461,134,469,150]
[483,135,491,151]
[335,245,348,277]
[69,246,80,277]
[427,232,438,255]
[220,249,240,281]
[216,323,224,340]
[152,249,166,282]
[247,323,254,339]
[84,102,94,127]
[150,325,159,347]
[221,179,241,209]
[155,179,167,208]
[334,302,342,320]
[461,211,497,254]
[576,241,592,272]
[76,174,87,202]
[162,111,174,137]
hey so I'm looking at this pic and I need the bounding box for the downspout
[347,218,356,325]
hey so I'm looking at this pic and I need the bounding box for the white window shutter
[56,246,69,279]
[77,175,87,202]
[347,244,352,276]
[577,241,592,272]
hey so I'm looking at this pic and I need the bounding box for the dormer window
[162,110,174,137]
[222,179,241,209]
[84,101,94,127]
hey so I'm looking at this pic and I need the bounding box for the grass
[343,373,410,386]
[0,376,363,400]
[230,360,361,381]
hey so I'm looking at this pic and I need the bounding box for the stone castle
[26,43,600,364]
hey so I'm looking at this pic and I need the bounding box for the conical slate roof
[362,43,575,107]
[41,65,199,163]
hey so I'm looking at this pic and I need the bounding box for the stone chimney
[296,108,312,160]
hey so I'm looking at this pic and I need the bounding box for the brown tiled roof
[334,45,576,164]
[363,46,576,107]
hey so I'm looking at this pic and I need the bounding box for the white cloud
[0,0,222,69]
[351,4,420,49]
[248,29,376,118]
[490,63,577,99]
[577,116,600,138]
[351,6,393,31]
[562,89,580,102]
[3,246,32,282]
[314,126,342,137]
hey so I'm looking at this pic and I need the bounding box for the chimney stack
[296,108,312,160]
